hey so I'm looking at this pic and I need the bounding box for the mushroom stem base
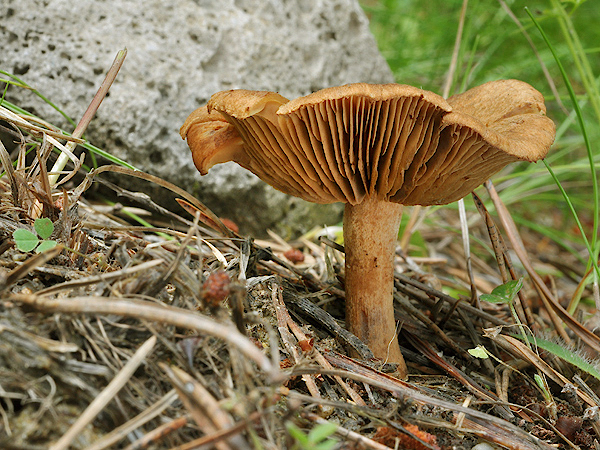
[344,197,406,377]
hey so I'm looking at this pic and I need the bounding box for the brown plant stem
[343,196,406,376]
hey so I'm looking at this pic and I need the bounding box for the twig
[394,272,507,325]
[35,259,164,296]
[9,294,280,381]
[289,367,555,450]
[486,181,600,353]
[163,365,247,450]
[271,283,323,402]
[0,245,64,292]
[168,411,263,450]
[405,333,513,420]
[301,411,394,450]
[488,334,597,407]
[394,293,472,361]
[0,105,85,143]
[272,284,366,406]
[86,390,179,450]
[126,416,188,450]
[49,335,157,450]
[49,49,127,186]
[472,192,536,330]
[285,294,374,360]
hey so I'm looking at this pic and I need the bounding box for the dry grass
[1,54,600,450]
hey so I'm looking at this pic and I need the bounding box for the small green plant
[480,278,529,341]
[286,421,338,450]
[478,278,534,356]
[13,218,58,253]
[468,345,489,359]
[477,278,556,410]
[480,278,523,306]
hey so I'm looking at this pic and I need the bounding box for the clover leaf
[13,218,58,253]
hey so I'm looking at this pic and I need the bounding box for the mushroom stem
[343,196,406,377]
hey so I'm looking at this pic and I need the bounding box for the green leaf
[286,423,309,445]
[34,218,54,240]
[314,441,337,450]
[307,422,338,444]
[35,240,58,254]
[481,279,524,305]
[479,293,508,304]
[13,229,39,252]
[468,346,489,359]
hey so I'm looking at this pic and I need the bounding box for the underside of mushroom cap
[405,80,555,205]
[182,81,555,206]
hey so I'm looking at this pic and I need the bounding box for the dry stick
[394,272,507,326]
[301,411,394,450]
[86,389,179,450]
[49,48,127,186]
[0,105,85,143]
[72,165,234,238]
[35,134,53,206]
[486,181,567,339]
[486,181,600,353]
[11,294,279,380]
[458,198,479,305]
[285,294,374,360]
[36,259,164,296]
[489,334,597,408]
[75,165,344,299]
[394,293,472,361]
[49,335,157,450]
[406,333,514,421]
[290,368,555,450]
[471,193,509,283]
[163,365,247,450]
[1,245,64,290]
[322,351,425,395]
[45,135,83,187]
[272,284,366,406]
[168,411,263,450]
[126,416,189,450]
[271,284,323,403]
[0,136,19,206]
[98,177,194,229]
[472,192,536,330]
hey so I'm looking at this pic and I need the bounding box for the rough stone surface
[1,0,393,235]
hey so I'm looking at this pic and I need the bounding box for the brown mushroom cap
[181,80,555,206]
[180,106,246,175]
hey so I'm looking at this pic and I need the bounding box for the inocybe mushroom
[181,81,555,378]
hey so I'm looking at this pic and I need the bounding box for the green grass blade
[518,333,600,381]
[0,70,77,128]
[0,98,137,171]
[526,8,599,304]
[543,160,600,307]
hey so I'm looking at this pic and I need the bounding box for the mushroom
[181,80,555,377]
